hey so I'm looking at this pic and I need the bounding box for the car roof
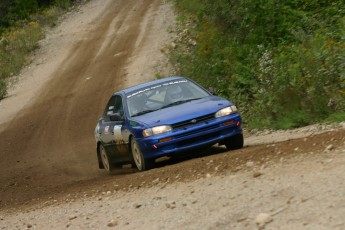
[116,76,187,96]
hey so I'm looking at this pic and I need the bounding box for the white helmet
[129,93,147,116]
[167,85,183,103]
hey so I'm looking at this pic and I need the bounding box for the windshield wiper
[131,109,157,117]
[161,98,202,109]
[132,98,204,116]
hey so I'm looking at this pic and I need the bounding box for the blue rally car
[94,76,243,172]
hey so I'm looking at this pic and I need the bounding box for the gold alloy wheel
[131,138,143,170]
[100,145,110,171]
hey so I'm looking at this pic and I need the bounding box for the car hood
[130,96,232,126]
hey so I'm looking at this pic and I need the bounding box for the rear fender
[96,142,104,169]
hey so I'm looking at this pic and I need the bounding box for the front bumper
[137,113,242,159]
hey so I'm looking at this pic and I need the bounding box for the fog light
[222,120,235,126]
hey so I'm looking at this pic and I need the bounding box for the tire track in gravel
[0,0,161,208]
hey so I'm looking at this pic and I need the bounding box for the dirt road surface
[0,0,174,207]
[1,0,345,229]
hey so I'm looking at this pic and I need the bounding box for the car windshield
[126,80,210,117]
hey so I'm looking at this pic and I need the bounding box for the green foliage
[326,112,345,123]
[0,21,44,99]
[0,78,7,99]
[172,0,345,129]
[0,0,38,29]
[0,0,80,100]
[175,0,203,13]
[0,0,78,31]
[54,0,72,9]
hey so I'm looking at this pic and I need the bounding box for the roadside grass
[0,21,44,99]
[170,0,345,130]
[0,1,83,100]
[326,112,345,123]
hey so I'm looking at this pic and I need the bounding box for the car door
[98,95,129,162]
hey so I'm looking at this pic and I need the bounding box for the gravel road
[0,1,345,229]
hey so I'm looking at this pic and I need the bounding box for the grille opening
[172,114,215,130]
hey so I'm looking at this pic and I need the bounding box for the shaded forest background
[172,0,345,129]
[0,0,76,34]
[0,0,78,99]
[0,0,344,129]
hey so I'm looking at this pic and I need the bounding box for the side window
[114,95,124,117]
[103,95,124,121]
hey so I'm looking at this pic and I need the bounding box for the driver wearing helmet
[166,85,184,104]
[129,93,147,116]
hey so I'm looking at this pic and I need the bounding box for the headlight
[143,125,172,137]
[215,106,237,118]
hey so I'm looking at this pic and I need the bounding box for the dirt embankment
[0,0,345,229]
[0,0,175,208]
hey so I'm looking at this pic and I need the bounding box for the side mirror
[208,87,217,95]
[109,113,124,122]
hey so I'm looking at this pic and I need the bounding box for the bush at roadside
[0,0,81,100]
[171,0,345,129]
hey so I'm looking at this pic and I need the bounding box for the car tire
[99,144,114,173]
[225,133,244,150]
[131,137,154,171]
